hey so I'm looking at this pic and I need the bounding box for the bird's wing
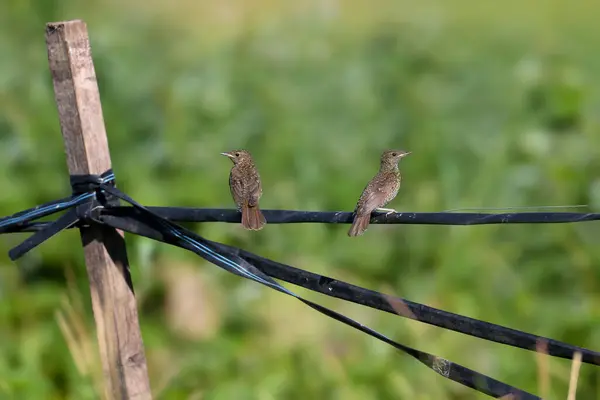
[354,179,390,215]
[229,172,245,206]
[230,170,261,207]
[246,175,262,207]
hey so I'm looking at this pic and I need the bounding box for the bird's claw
[375,207,397,216]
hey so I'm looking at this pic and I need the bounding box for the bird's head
[221,149,253,165]
[380,149,410,168]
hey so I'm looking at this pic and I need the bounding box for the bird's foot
[375,207,397,216]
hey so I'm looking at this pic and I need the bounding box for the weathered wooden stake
[45,20,152,400]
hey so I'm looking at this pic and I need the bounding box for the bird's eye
[235,152,240,157]
[391,152,397,156]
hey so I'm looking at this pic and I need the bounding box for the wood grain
[46,19,152,400]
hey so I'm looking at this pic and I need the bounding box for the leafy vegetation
[0,1,599,399]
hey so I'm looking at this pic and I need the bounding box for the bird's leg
[375,207,397,216]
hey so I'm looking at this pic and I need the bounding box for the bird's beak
[220,152,234,158]
[402,152,411,157]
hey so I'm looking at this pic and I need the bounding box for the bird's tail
[348,213,371,237]
[241,203,266,231]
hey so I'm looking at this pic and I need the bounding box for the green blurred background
[1,0,599,399]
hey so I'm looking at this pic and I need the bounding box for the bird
[348,149,411,237]
[221,149,267,231]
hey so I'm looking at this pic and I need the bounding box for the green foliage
[0,1,599,399]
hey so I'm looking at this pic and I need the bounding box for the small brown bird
[221,149,266,230]
[348,149,411,237]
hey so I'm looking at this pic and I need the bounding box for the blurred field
[1,0,599,399]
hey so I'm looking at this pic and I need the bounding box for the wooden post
[45,20,152,400]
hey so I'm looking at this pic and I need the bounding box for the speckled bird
[348,149,411,237]
[221,149,266,230]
